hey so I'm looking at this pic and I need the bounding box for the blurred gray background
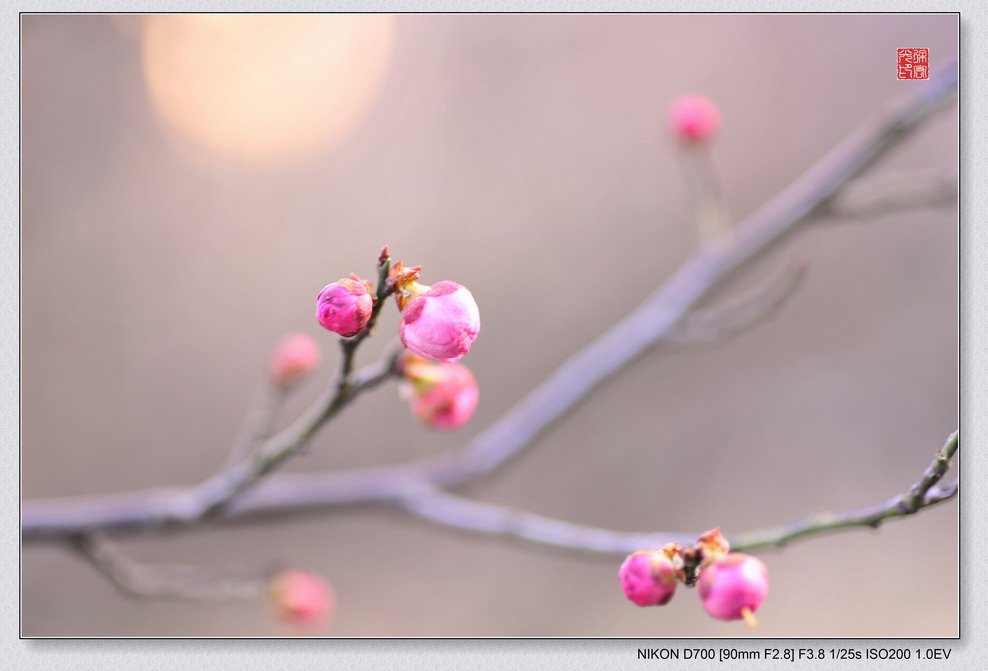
[21,14,957,637]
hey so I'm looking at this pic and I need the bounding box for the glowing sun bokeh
[138,14,395,164]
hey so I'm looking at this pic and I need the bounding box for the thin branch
[21,61,957,540]
[22,257,400,536]
[666,255,808,344]
[731,430,959,551]
[186,256,399,519]
[296,257,396,446]
[223,383,286,468]
[70,533,277,601]
[294,254,395,447]
[396,431,958,557]
[822,169,957,220]
[679,143,733,245]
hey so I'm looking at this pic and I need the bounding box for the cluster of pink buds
[668,94,721,144]
[315,253,480,363]
[618,528,769,627]
[316,247,481,430]
[399,353,479,430]
[268,569,335,630]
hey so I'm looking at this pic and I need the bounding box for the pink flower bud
[269,570,334,629]
[316,276,375,338]
[668,94,720,143]
[619,550,678,607]
[401,355,479,430]
[399,281,480,363]
[698,553,769,624]
[269,333,321,387]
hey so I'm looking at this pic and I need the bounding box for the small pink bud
[668,94,721,143]
[619,550,678,607]
[317,275,375,338]
[269,570,334,629]
[698,553,769,625]
[399,281,480,363]
[269,333,322,387]
[401,354,479,430]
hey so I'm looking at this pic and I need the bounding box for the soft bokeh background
[21,14,957,637]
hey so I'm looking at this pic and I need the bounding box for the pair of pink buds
[316,262,480,364]
[619,529,769,626]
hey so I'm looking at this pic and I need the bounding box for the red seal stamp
[897,48,930,80]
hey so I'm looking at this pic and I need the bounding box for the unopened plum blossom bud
[390,261,480,363]
[698,553,769,626]
[619,550,678,607]
[668,94,721,143]
[269,333,321,387]
[317,275,375,338]
[269,570,334,629]
[400,354,479,430]
[388,262,480,363]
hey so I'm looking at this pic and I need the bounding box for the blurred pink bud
[269,333,322,387]
[401,355,479,430]
[619,550,678,607]
[399,281,480,363]
[668,94,721,143]
[698,553,769,624]
[269,570,334,629]
[317,276,375,338]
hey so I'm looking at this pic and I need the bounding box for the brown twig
[731,430,959,551]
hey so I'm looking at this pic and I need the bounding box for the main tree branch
[21,62,957,541]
